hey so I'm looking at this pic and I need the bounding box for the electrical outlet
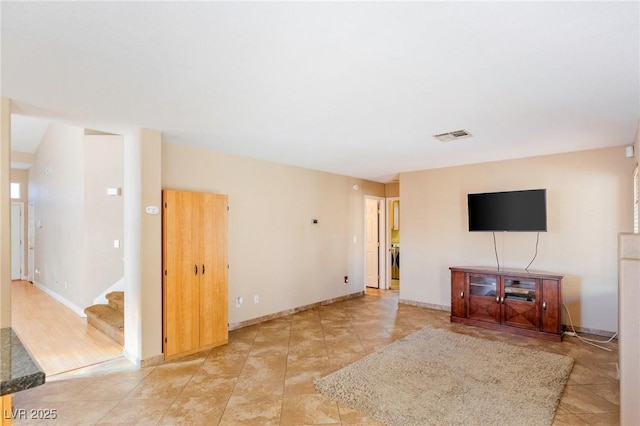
[254,295,259,304]
[235,297,243,308]
[344,276,349,284]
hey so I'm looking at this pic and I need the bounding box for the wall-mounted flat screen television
[467,189,547,232]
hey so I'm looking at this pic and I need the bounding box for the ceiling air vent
[433,129,472,142]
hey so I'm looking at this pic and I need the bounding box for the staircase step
[84,304,124,345]
[106,291,124,314]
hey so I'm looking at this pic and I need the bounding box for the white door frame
[364,196,387,290]
[11,202,25,280]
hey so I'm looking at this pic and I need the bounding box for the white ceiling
[2,1,638,182]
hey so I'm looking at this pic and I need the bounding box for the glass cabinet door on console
[502,278,539,330]
[468,275,499,323]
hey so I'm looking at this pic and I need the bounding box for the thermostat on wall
[145,205,160,215]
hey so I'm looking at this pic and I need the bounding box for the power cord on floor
[562,303,618,352]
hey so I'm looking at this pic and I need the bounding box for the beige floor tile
[12,377,91,403]
[322,327,359,341]
[209,340,254,357]
[281,393,341,424]
[559,385,620,414]
[552,409,588,425]
[285,369,331,395]
[232,372,286,398]
[255,327,291,343]
[248,340,289,357]
[199,353,248,375]
[260,317,293,329]
[337,402,385,425]
[218,395,282,425]
[8,288,620,425]
[66,374,146,401]
[180,371,239,398]
[288,339,329,358]
[126,373,192,400]
[324,339,365,354]
[242,353,288,374]
[13,400,119,425]
[96,398,174,425]
[576,412,620,425]
[582,383,620,407]
[159,395,229,425]
[286,355,331,372]
[150,356,205,377]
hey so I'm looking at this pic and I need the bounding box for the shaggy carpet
[314,326,573,426]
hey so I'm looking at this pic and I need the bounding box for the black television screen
[468,189,547,232]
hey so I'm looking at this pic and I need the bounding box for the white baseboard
[33,281,86,317]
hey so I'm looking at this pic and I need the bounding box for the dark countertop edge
[0,370,46,396]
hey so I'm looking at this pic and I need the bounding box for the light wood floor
[11,280,124,377]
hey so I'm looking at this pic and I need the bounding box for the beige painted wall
[162,141,385,325]
[385,182,399,198]
[401,146,634,333]
[29,123,85,308]
[83,135,124,301]
[29,123,124,310]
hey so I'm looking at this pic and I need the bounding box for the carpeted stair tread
[106,291,124,313]
[85,304,124,345]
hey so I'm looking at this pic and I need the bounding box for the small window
[10,182,20,199]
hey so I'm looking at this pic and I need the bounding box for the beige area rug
[315,326,573,426]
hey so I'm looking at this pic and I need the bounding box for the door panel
[503,301,538,330]
[198,193,228,347]
[163,190,199,357]
[450,271,466,318]
[541,279,561,334]
[365,199,379,288]
[469,296,500,323]
[502,278,539,330]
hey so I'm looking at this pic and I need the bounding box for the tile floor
[12,289,619,425]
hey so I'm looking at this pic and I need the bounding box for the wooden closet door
[198,193,229,347]
[163,190,200,357]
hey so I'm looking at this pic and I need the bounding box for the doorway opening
[364,196,386,289]
[387,198,400,290]
[11,202,24,280]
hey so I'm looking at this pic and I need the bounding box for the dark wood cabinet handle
[202,264,205,275]
[195,265,198,275]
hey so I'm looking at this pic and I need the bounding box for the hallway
[11,280,124,377]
